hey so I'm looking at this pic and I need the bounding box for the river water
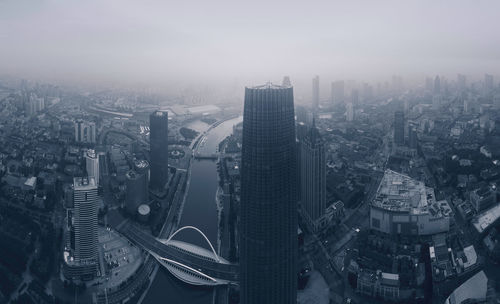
[142,116,242,304]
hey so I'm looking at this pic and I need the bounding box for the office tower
[282,76,291,87]
[485,74,494,93]
[125,160,149,215]
[75,119,96,144]
[85,149,99,186]
[73,177,99,262]
[457,74,466,91]
[312,75,319,111]
[351,89,359,105]
[434,75,441,94]
[394,111,405,145]
[240,83,297,304]
[149,111,169,191]
[408,126,418,149]
[300,121,326,232]
[62,177,99,280]
[331,80,344,104]
[346,102,354,122]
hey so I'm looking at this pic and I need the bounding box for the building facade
[300,122,326,232]
[63,177,99,281]
[240,83,297,304]
[394,110,405,145]
[85,149,99,185]
[74,120,96,144]
[149,111,169,191]
[312,75,319,111]
[370,170,452,236]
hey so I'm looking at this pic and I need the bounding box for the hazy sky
[1,0,499,90]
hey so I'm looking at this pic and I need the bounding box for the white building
[85,149,99,186]
[370,170,452,236]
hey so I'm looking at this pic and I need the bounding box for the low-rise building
[370,170,452,236]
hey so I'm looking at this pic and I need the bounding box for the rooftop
[372,170,450,217]
[74,176,97,189]
[247,82,291,90]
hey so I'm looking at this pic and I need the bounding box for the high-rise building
[394,111,405,145]
[73,177,99,263]
[484,74,494,93]
[434,75,441,94]
[282,76,291,87]
[85,149,99,186]
[346,102,354,122]
[125,160,149,215]
[331,80,344,105]
[351,89,359,105]
[408,126,418,149]
[149,111,169,191]
[240,83,297,304]
[63,177,99,280]
[75,120,96,144]
[300,121,326,232]
[312,75,320,111]
[25,93,45,116]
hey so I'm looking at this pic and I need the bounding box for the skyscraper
[434,75,441,94]
[73,177,99,263]
[282,76,291,87]
[346,102,354,122]
[408,125,418,149]
[331,80,344,105]
[312,75,320,111]
[240,83,297,304]
[394,111,405,145]
[300,121,326,232]
[351,88,359,105]
[485,74,494,93]
[149,111,169,191]
[62,177,99,280]
[74,120,96,144]
[85,149,99,186]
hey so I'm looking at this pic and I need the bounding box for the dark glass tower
[149,111,169,191]
[240,83,297,304]
[394,110,405,146]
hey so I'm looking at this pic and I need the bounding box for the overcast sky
[1,0,499,91]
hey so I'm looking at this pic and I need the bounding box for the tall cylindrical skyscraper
[149,111,169,191]
[73,177,99,263]
[240,83,297,303]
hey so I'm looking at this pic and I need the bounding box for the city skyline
[1,1,500,304]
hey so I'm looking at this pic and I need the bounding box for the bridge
[193,153,219,160]
[119,224,239,286]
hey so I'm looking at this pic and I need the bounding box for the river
[142,116,242,304]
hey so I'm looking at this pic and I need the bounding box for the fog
[1,0,500,92]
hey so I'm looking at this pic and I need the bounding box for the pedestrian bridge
[119,224,238,286]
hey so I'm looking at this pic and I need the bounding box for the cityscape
[1,1,500,304]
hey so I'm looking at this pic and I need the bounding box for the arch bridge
[119,224,238,286]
